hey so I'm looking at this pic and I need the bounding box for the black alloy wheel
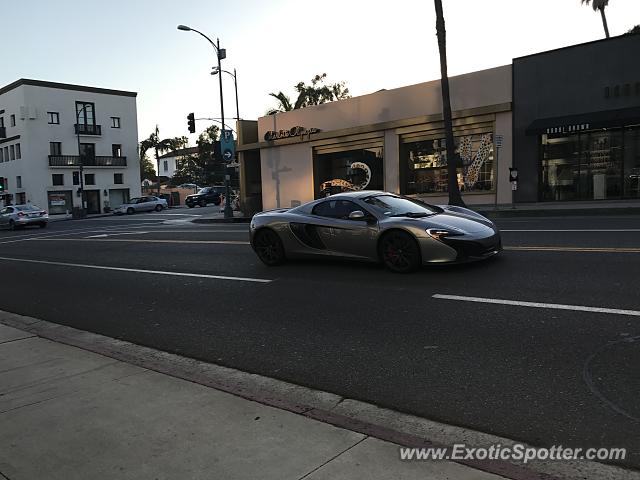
[253,229,286,266]
[380,231,421,273]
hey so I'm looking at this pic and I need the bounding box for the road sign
[220,129,235,162]
[495,134,504,148]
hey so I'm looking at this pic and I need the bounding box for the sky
[1,0,639,145]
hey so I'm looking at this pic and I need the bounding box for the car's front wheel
[199,199,207,207]
[379,231,421,273]
[126,207,135,215]
[187,204,195,208]
[8,220,16,231]
[253,229,286,266]
[39,222,47,228]
[155,204,163,212]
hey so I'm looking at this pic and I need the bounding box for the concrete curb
[0,311,637,480]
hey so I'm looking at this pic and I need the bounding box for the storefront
[239,65,513,211]
[513,34,640,202]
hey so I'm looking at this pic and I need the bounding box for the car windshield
[364,195,442,217]
[15,205,41,211]
[197,188,210,194]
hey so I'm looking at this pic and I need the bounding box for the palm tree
[267,74,350,115]
[434,0,465,207]
[139,126,188,194]
[582,0,610,38]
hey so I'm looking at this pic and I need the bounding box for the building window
[163,160,169,172]
[79,143,95,160]
[50,142,62,156]
[85,173,95,185]
[401,133,495,195]
[313,145,384,198]
[112,144,122,157]
[15,143,21,159]
[111,117,121,128]
[76,102,95,125]
[52,174,64,186]
[114,173,124,184]
[9,145,15,160]
[0,148,3,162]
[10,114,15,127]
[48,112,60,124]
[73,171,80,186]
[0,117,4,128]
[48,191,72,215]
[3,147,8,161]
[16,176,22,189]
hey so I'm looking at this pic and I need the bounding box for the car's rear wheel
[155,204,163,212]
[126,207,135,215]
[253,229,286,266]
[380,231,421,273]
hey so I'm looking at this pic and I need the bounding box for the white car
[113,196,168,215]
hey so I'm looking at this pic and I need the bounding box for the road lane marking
[504,246,640,253]
[432,294,640,317]
[34,238,250,245]
[501,229,640,232]
[85,232,150,238]
[0,256,271,283]
[0,223,163,245]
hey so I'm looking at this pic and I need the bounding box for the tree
[581,0,610,38]
[139,126,189,192]
[267,73,350,115]
[434,0,465,207]
[627,25,640,35]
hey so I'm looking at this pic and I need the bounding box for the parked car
[250,191,501,273]
[0,204,48,230]
[113,196,168,215]
[185,186,225,208]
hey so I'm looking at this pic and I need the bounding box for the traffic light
[187,112,195,134]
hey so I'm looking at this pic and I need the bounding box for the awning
[525,106,640,135]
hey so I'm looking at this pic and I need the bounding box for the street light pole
[75,104,87,215]
[211,67,239,120]
[178,24,233,218]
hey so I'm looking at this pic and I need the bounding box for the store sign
[546,124,590,135]
[264,126,320,142]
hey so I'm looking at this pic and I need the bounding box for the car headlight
[426,228,464,241]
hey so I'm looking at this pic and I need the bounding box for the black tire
[379,231,421,273]
[199,199,207,207]
[39,222,47,228]
[253,229,286,266]
[8,220,16,231]
[126,207,135,215]
[155,204,163,212]
[187,204,195,208]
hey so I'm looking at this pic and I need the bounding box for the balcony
[49,155,127,167]
[74,123,102,135]
[0,126,6,138]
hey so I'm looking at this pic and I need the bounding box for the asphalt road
[1,208,639,467]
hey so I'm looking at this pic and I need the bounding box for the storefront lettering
[545,124,590,135]
[264,126,320,142]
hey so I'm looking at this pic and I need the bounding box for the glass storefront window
[401,133,494,195]
[313,147,383,198]
[541,125,639,201]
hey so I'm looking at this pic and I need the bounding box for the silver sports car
[250,191,501,273]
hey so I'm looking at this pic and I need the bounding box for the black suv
[185,186,225,208]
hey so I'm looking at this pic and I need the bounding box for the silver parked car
[0,204,49,230]
[113,196,168,215]
[250,191,501,273]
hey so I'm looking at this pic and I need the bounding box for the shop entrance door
[85,190,100,214]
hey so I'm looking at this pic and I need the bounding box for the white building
[0,79,141,215]
[157,147,198,178]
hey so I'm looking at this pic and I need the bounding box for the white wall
[0,82,140,212]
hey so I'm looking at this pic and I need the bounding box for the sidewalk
[0,322,499,480]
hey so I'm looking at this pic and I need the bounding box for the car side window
[312,200,364,220]
[0,208,7,215]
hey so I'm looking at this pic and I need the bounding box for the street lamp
[75,104,89,215]
[178,24,233,218]
[211,66,239,120]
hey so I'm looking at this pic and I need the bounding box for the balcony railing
[74,123,102,135]
[49,155,127,167]
[0,126,6,138]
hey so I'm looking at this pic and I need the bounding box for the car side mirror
[348,210,366,220]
